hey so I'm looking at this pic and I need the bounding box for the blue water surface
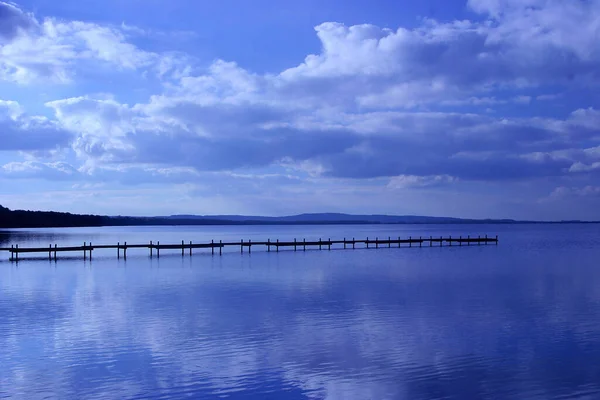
[0,224,599,399]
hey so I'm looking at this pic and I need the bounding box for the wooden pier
[0,235,498,262]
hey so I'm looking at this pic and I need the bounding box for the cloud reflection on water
[1,226,600,399]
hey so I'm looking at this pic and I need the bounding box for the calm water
[1,224,600,399]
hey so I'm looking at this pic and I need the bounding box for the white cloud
[469,0,600,61]
[0,2,157,84]
[0,99,72,151]
[0,160,78,179]
[388,175,457,189]
[0,98,23,117]
[4,0,600,98]
[549,185,600,199]
[57,21,156,69]
[274,1,600,109]
[569,162,600,172]
[42,88,600,183]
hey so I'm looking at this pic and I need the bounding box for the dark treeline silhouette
[0,205,242,228]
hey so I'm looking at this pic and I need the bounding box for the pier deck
[1,235,498,262]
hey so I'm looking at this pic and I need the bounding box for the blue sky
[1,0,599,220]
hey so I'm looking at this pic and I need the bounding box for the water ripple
[2,225,600,399]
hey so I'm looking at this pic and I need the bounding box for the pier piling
[2,234,498,262]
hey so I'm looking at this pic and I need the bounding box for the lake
[1,224,600,399]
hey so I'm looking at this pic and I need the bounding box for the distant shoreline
[0,205,597,229]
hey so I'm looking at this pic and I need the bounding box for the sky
[0,0,599,220]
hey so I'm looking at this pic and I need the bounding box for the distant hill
[166,213,521,224]
[0,205,594,229]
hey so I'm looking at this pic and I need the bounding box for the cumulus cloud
[0,2,158,84]
[277,2,600,109]
[0,99,72,151]
[45,95,363,173]
[43,92,600,183]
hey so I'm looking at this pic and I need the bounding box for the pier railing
[0,235,498,262]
